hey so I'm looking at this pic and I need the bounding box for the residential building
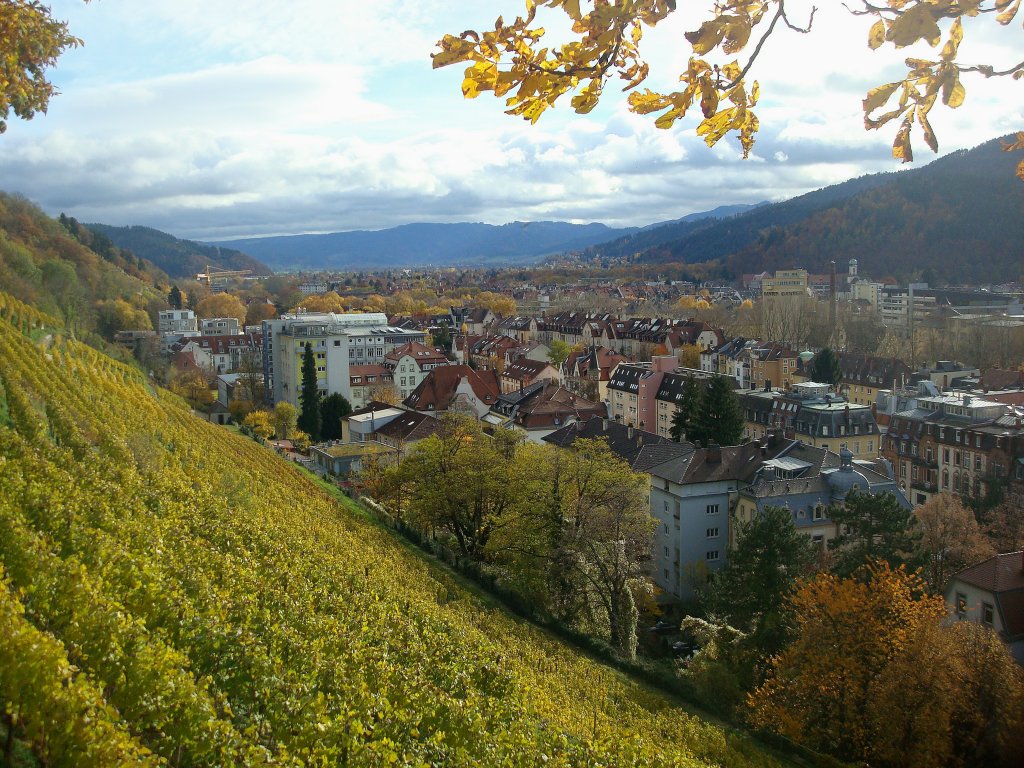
[371,411,441,454]
[200,317,241,336]
[735,443,907,553]
[158,309,198,335]
[881,391,1023,506]
[348,365,396,410]
[945,551,1024,664]
[761,269,809,297]
[606,357,677,431]
[739,382,881,458]
[562,345,628,402]
[499,358,560,394]
[490,381,605,441]
[748,342,799,391]
[262,312,425,407]
[403,365,500,418]
[383,341,450,400]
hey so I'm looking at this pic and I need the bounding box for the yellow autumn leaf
[863,81,901,114]
[887,4,941,48]
[868,19,886,50]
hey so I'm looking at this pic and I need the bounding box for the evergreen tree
[704,506,819,656]
[319,393,351,441]
[811,347,842,387]
[168,285,183,310]
[692,375,744,447]
[828,490,921,578]
[298,342,321,441]
[670,375,702,442]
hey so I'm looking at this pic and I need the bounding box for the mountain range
[85,136,1023,284]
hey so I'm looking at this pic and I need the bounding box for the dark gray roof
[543,416,674,469]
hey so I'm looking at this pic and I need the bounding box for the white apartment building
[158,309,197,335]
[262,312,425,407]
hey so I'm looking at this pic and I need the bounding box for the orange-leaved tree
[749,561,1024,767]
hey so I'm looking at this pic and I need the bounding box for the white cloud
[6,1,1020,241]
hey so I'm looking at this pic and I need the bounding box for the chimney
[707,443,721,463]
[627,426,634,439]
[602,418,609,431]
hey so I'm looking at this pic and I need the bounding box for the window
[943,448,950,463]
[664,546,669,557]
[814,505,824,521]
[706,550,719,561]
[706,527,719,538]
[706,503,719,515]
[334,339,341,346]
[975,455,983,471]
[955,592,967,617]
[983,602,994,626]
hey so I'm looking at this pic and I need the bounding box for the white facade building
[262,312,425,407]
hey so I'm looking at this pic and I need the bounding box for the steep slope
[218,221,637,270]
[613,136,1022,283]
[0,193,165,337]
[87,223,272,280]
[0,298,789,767]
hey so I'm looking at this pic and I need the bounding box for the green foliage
[828,490,921,579]
[688,376,745,448]
[704,506,819,657]
[548,339,572,367]
[167,285,183,309]
[319,392,351,441]
[810,348,842,387]
[670,375,701,442]
[298,342,321,441]
[0,292,790,767]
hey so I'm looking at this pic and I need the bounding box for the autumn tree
[676,343,701,369]
[547,339,572,367]
[169,368,214,407]
[913,493,994,592]
[828,489,921,578]
[272,401,298,441]
[244,300,277,327]
[94,298,151,337]
[750,562,1024,768]
[242,409,274,440]
[435,1,1024,176]
[390,414,519,559]
[0,1,85,133]
[297,343,321,442]
[195,293,246,324]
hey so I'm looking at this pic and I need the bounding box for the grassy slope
[0,302,793,767]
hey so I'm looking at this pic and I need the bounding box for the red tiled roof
[953,551,1024,594]
[403,365,500,411]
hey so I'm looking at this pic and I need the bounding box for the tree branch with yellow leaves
[433,0,1023,174]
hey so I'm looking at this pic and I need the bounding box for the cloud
[5,1,1019,242]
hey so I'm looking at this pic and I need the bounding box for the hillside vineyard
[0,292,786,766]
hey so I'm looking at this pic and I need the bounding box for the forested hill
[0,193,166,338]
[599,136,1022,284]
[86,223,272,280]
[0,297,789,767]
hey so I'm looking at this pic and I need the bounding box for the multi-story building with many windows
[262,312,425,407]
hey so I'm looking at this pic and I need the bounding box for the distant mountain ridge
[86,223,272,281]
[214,221,638,271]
[593,136,1022,284]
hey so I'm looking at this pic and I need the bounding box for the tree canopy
[434,1,1024,176]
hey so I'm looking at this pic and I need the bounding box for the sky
[2,0,1021,241]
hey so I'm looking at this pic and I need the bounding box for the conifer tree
[811,347,842,387]
[692,375,744,447]
[670,375,701,442]
[167,285,183,310]
[319,392,351,441]
[298,342,321,442]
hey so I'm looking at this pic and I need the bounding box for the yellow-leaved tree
[434,1,1024,176]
